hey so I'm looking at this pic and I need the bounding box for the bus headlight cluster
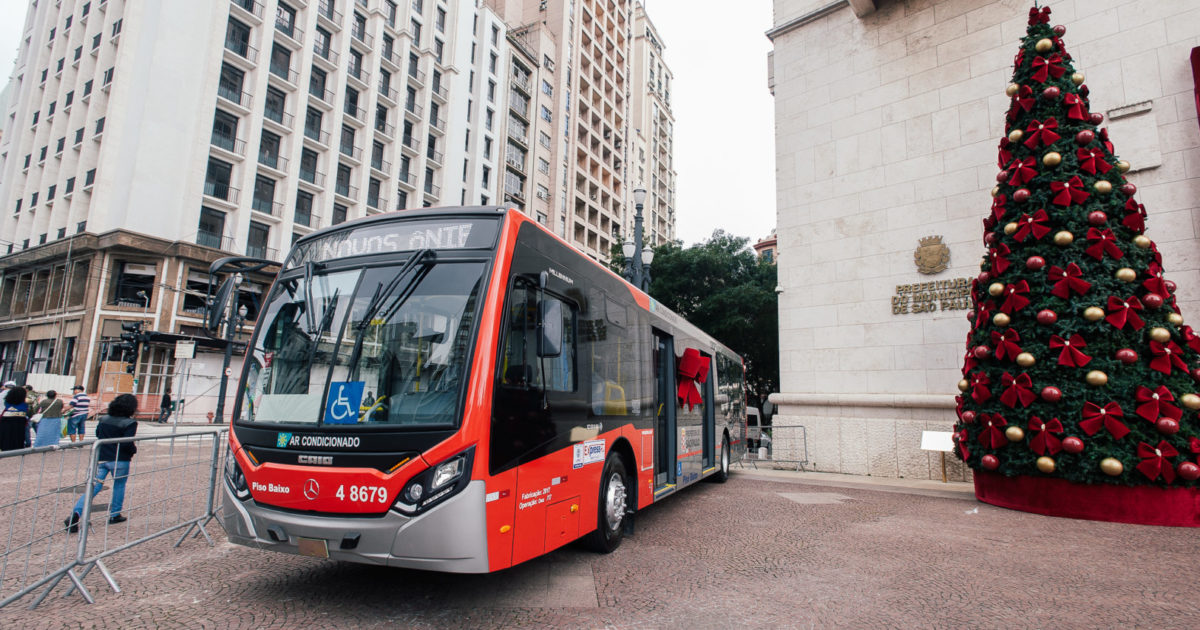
[393,447,474,515]
[225,449,251,500]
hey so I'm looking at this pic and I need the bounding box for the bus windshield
[239,258,487,428]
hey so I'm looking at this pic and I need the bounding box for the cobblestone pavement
[4,468,1198,629]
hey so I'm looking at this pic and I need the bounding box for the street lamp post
[623,187,653,292]
[214,273,243,424]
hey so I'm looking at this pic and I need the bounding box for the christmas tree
[954,5,1200,526]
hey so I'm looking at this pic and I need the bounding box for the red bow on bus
[676,348,711,411]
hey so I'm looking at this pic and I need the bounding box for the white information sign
[175,340,196,360]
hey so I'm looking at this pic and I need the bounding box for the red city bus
[220,207,748,571]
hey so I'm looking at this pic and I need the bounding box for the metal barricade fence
[0,428,228,609]
[739,424,809,471]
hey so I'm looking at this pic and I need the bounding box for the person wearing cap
[67,386,91,443]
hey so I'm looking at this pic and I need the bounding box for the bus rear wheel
[584,452,628,554]
[711,436,730,483]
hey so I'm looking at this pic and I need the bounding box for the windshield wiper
[302,287,341,370]
[344,249,435,380]
[303,261,319,333]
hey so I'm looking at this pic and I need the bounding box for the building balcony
[298,168,326,188]
[257,153,289,174]
[407,66,426,87]
[317,0,342,29]
[431,83,448,102]
[400,135,420,155]
[334,182,358,201]
[351,27,373,48]
[344,105,367,126]
[223,41,258,68]
[293,211,321,229]
[370,158,391,177]
[211,135,247,160]
[203,182,240,205]
[397,170,416,190]
[263,108,295,131]
[217,86,253,113]
[276,25,304,48]
[313,45,339,69]
[429,116,445,135]
[347,66,370,90]
[426,148,443,165]
[304,127,331,148]
[404,101,423,122]
[380,50,402,71]
[367,195,386,210]
[251,195,284,216]
[423,183,440,199]
[375,120,395,139]
[246,244,279,261]
[230,0,265,23]
[269,64,300,89]
[339,144,363,164]
[378,84,399,105]
[309,86,336,109]
[197,232,235,251]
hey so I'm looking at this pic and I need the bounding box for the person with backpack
[32,390,66,447]
[64,394,139,531]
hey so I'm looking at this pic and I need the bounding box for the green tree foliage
[611,232,779,407]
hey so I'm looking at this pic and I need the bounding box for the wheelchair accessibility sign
[325,381,365,425]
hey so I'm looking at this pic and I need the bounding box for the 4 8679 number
[335,485,388,503]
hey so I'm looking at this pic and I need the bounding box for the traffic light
[118,322,145,373]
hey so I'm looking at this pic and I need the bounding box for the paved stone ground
[3,468,1199,629]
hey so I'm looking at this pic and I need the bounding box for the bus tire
[712,436,731,483]
[584,452,629,554]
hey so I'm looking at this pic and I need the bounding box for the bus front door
[653,331,676,489]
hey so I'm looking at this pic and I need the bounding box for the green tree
[611,232,779,407]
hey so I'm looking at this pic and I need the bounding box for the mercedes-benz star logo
[303,479,319,500]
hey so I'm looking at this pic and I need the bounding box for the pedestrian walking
[1,386,29,451]
[64,394,139,532]
[66,385,90,443]
[32,390,66,447]
[158,388,172,423]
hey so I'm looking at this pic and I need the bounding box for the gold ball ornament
[1100,457,1124,476]
[1004,222,1018,235]
[1094,180,1113,194]
[1168,313,1184,326]
[993,312,1012,327]
[1133,235,1152,249]
[1036,456,1057,474]
[1035,38,1054,53]
[1016,352,1036,367]
[1083,306,1106,322]
[1115,268,1137,282]
[1086,370,1108,387]
[1005,426,1026,442]
[1008,129,1024,143]
[988,282,1005,297]
[1042,151,1062,167]
[1149,327,1172,343]
[991,186,1000,198]
[1006,83,1020,97]
[1180,393,1200,410]
[1116,160,1131,173]
[1053,231,1074,246]
[1071,72,1085,86]
[958,379,970,392]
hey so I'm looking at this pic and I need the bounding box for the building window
[270,44,292,80]
[204,158,235,200]
[305,107,324,141]
[276,2,297,37]
[482,165,491,188]
[295,190,314,227]
[336,164,353,196]
[265,86,287,123]
[345,86,360,117]
[367,178,381,208]
[371,140,385,170]
[198,207,226,248]
[410,18,421,47]
[110,262,157,306]
[434,39,443,63]
[310,66,328,99]
[487,80,496,103]
[340,125,356,155]
[225,18,252,58]
[489,52,497,74]
[65,177,75,194]
[212,109,239,151]
[349,48,363,79]
[539,131,551,148]
[332,203,348,225]
[259,130,282,169]
[252,175,277,214]
[315,26,332,59]
[247,222,271,259]
[397,190,408,209]
[540,105,552,122]
[538,157,550,174]
[300,148,319,182]
[542,79,553,96]
[491,25,499,45]
[484,136,492,160]
[219,63,246,104]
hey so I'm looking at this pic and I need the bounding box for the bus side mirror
[538,299,562,357]
[205,277,236,334]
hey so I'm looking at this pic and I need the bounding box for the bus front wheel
[584,452,628,554]
[711,436,730,483]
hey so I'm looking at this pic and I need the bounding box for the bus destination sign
[287,218,500,267]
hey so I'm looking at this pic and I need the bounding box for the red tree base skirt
[974,471,1200,527]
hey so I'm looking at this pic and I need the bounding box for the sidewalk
[735,462,976,501]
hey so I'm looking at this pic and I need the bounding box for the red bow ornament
[1024,118,1061,149]
[999,281,1030,314]
[1105,296,1144,330]
[1063,93,1088,121]
[1122,197,1147,232]
[991,193,1008,222]
[1148,340,1187,376]
[1015,85,1035,114]
[978,413,1008,449]
[1080,401,1129,439]
[1031,54,1066,83]
[1136,441,1179,483]
[1027,416,1064,455]
[1008,157,1038,187]
[1181,326,1200,354]
[675,347,710,411]
[1099,128,1114,153]
[1047,263,1091,298]
[970,372,992,404]
[1143,269,1169,300]
[1013,209,1050,242]
[1049,334,1092,367]
[1076,147,1111,175]
[1028,6,1052,25]
[1135,385,1181,423]
[1085,228,1123,260]
[1050,176,1090,206]
[1000,372,1036,409]
[955,428,971,460]
[1190,437,1200,456]
[991,329,1023,361]
[998,137,1014,169]
[989,243,1011,276]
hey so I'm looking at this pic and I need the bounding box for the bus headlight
[393,446,474,515]
[225,449,251,500]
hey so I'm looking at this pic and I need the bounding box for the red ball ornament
[1164,280,1177,293]
[1120,183,1137,196]
[1155,418,1180,435]
[1026,255,1046,270]
[961,410,977,424]
[967,311,976,322]
[981,454,1000,471]
[1013,188,1031,203]
[1041,386,1062,403]
[1036,309,1058,325]
[1115,348,1138,364]
[977,272,991,284]
[1178,461,1200,481]
[1087,211,1107,226]
[1075,130,1095,146]
[1143,293,1164,309]
[1052,25,1067,36]
[1042,86,1061,101]
[1089,112,1104,125]
[984,232,998,246]
[996,170,1009,183]
[1062,436,1085,454]
[973,345,991,359]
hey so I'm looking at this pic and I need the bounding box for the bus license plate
[297,537,329,558]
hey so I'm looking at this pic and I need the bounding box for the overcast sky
[0,1,777,248]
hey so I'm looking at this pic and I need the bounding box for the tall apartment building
[629,1,674,247]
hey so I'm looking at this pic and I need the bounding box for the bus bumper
[220,479,490,573]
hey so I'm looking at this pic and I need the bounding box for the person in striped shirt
[67,386,90,443]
